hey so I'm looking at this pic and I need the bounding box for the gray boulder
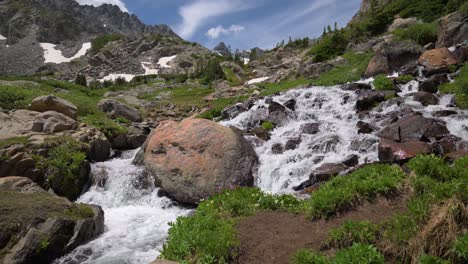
[31,111,78,133]
[97,99,142,122]
[436,10,468,48]
[30,95,78,119]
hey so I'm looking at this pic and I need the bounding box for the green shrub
[0,85,42,109]
[408,155,453,182]
[333,243,384,264]
[452,233,468,261]
[309,30,348,62]
[261,121,275,131]
[393,23,438,45]
[418,254,450,264]
[0,136,29,149]
[74,74,87,87]
[305,164,404,219]
[291,249,330,264]
[198,58,225,85]
[326,221,379,249]
[440,63,468,109]
[396,74,414,84]
[34,137,87,200]
[373,74,394,90]
[462,1,468,14]
[90,34,122,54]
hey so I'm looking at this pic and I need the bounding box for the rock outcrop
[97,99,142,122]
[141,118,258,204]
[436,10,468,48]
[30,95,78,119]
[0,177,104,264]
[418,47,460,74]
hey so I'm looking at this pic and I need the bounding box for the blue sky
[76,0,362,50]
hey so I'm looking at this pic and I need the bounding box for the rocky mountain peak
[213,41,232,57]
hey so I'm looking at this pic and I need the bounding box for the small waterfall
[56,149,189,264]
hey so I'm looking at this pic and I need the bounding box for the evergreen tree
[249,48,257,61]
[74,74,87,87]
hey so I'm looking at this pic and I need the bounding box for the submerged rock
[142,118,257,204]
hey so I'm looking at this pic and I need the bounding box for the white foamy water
[222,86,380,193]
[56,149,189,264]
[247,76,270,85]
[41,42,91,63]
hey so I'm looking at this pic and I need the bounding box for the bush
[439,63,468,109]
[74,74,87,87]
[373,74,394,90]
[309,30,348,62]
[198,58,225,85]
[393,23,438,46]
[333,243,384,264]
[261,121,275,131]
[291,249,330,264]
[90,34,122,54]
[305,164,404,219]
[34,137,87,200]
[396,74,414,84]
[452,233,468,261]
[0,85,42,109]
[326,221,379,249]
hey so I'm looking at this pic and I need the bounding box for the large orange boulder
[418,48,459,74]
[142,118,257,204]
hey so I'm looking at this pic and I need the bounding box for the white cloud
[177,0,256,39]
[75,0,128,13]
[206,24,245,39]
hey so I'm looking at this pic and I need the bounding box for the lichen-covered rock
[141,118,257,204]
[418,48,459,75]
[30,95,78,119]
[97,99,142,122]
[0,177,104,264]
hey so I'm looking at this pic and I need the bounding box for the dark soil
[236,194,409,264]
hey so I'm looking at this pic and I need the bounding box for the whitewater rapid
[56,149,189,264]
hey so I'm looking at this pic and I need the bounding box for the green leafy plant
[333,243,384,264]
[309,30,348,62]
[291,249,330,264]
[396,74,414,84]
[261,121,275,131]
[373,74,394,90]
[452,233,468,261]
[326,221,379,249]
[393,23,438,46]
[418,254,450,264]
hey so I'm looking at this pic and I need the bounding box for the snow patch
[41,42,91,64]
[247,76,270,85]
[141,62,159,75]
[157,55,177,68]
[101,74,136,82]
[0,34,6,40]
[243,58,250,65]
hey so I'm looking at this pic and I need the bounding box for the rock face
[365,41,424,77]
[418,48,459,74]
[97,99,142,122]
[142,118,258,204]
[0,177,104,264]
[388,17,419,32]
[213,42,232,57]
[30,95,78,119]
[437,10,468,48]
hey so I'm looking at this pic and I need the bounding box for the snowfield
[100,74,136,82]
[246,76,270,85]
[41,42,91,64]
[0,34,6,40]
[157,55,177,68]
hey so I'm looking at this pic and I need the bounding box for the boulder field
[138,118,258,205]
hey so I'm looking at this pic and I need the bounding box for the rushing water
[56,149,189,264]
[58,76,468,263]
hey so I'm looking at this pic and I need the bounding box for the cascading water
[56,149,189,264]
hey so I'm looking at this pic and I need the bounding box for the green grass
[396,74,414,84]
[64,204,95,220]
[305,164,405,219]
[90,34,122,54]
[392,22,438,46]
[0,78,128,138]
[160,188,303,263]
[373,74,394,90]
[223,67,242,86]
[257,77,312,96]
[198,96,248,120]
[310,52,374,86]
[440,63,468,109]
[291,249,330,264]
[326,221,379,249]
[0,137,29,149]
[452,233,468,261]
[292,244,384,264]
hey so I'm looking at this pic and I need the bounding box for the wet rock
[419,74,448,93]
[431,135,468,157]
[433,110,458,117]
[365,41,424,77]
[0,177,104,264]
[310,163,349,182]
[30,95,78,119]
[72,125,111,162]
[221,103,247,120]
[97,99,142,122]
[283,99,296,111]
[357,121,376,134]
[413,92,439,106]
[342,154,359,167]
[271,143,284,154]
[251,127,271,141]
[293,178,316,191]
[378,113,450,142]
[142,118,257,204]
[398,63,419,77]
[300,123,320,135]
[285,137,302,150]
[268,101,286,113]
[418,48,459,75]
[110,126,148,150]
[267,101,288,125]
[378,138,431,162]
[341,83,372,91]
[356,90,386,112]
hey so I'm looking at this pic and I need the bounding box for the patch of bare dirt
[236,194,409,264]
